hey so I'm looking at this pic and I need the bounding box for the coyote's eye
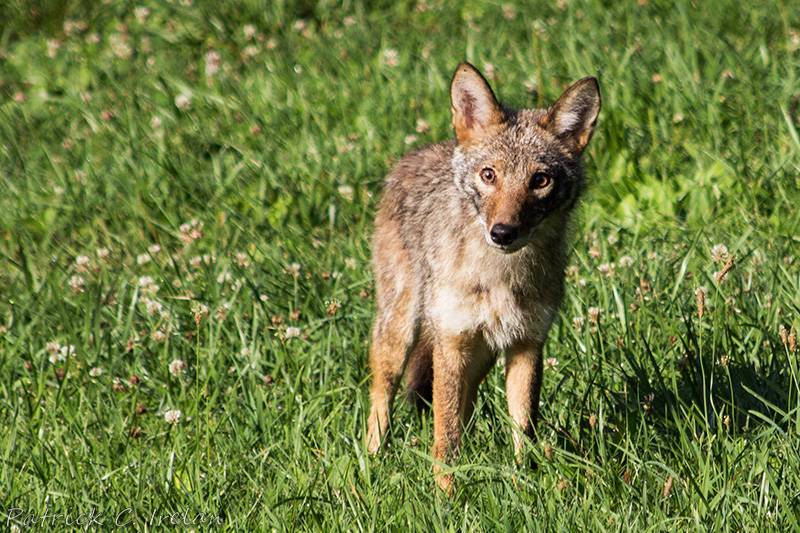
[531,172,551,189]
[480,168,496,184]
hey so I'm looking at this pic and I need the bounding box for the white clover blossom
[109,33,132,59]
[234,251,250,267]
[597,263,616,276]
[205,50,221,77]
[140,297,163,316]
[69,275,86,292]
[175,94,192,111]
[179,220,204,243]
[60,345,76,359]
[169,359,186,377]
[164,408,182,424]
[710,244,729,263]
[619,256,635,268]
[75,255,91,271]
[383,48,399,67]
[134,6,150,23]
[138,276,160,295]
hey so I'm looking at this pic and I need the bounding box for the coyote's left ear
[540,77,601,155]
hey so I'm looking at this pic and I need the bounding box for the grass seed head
[642,393,654,412]
[663,476,675,498]
[193,303,209,326]
[326,299,341,317]
[544,443,554,460]
[695,286,708,317]
[716,257,735,283]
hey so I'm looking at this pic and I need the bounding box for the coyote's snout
[366,61,601,493]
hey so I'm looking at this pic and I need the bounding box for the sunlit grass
[1,0,800,530]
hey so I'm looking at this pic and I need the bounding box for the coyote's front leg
[431,331,488,494]
[505,340,544,456]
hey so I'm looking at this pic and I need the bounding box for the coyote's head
[450,62,600,253]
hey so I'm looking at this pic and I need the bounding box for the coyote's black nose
[489,224,518,246]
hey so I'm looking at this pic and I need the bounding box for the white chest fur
[426,227,557,350]
[430,281,533,350]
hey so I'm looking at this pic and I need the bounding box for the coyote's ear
[540,77,601,155]
[450,62,505,145]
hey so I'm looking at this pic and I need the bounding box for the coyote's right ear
[450,62,505,145]
[540,77,601,155]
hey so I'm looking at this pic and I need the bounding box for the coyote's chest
[426,235,556,350]
[430,282,527,350]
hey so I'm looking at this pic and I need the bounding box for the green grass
[2,0,800,530]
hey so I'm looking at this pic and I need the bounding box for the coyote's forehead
[455,112,579,176]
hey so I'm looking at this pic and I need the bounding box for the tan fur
[366,62,601,494]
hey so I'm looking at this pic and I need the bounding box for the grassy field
[2,0,800,530]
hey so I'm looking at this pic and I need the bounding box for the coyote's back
[367,62,600,494]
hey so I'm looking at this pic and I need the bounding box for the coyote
[366,62,600,492]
